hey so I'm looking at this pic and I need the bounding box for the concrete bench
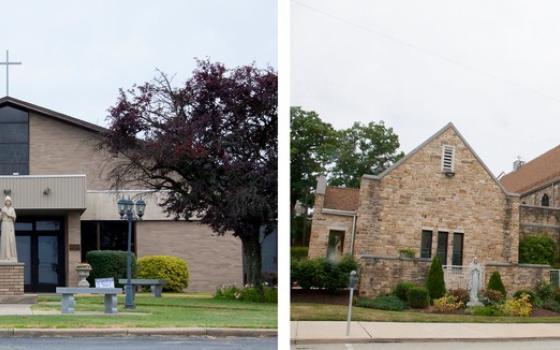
[118,279,167,297]
[56,287,122,314]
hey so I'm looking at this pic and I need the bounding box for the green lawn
[0,293,276,329]
[292,302,560,323]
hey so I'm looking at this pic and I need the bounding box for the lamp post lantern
[117,196,146,309]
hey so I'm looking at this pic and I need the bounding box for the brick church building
[308,122,550,297]
[0,96,245,292]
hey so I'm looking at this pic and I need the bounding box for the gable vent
[441,145,455,175]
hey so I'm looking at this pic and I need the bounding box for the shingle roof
[0,96,107,133]
[323,186,360,211]
[501,145,560,194]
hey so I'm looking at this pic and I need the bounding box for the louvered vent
[441,145,455,174]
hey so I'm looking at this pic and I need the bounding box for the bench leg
[104,294,118,314]
[61,294,75,314]
[151,285,162,298]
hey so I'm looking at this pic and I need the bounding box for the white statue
[467,256,482,306]
[0,196,17,262]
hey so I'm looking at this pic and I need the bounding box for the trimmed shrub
[291,255,358,292]
[535,281,554,302]
[356,294,405,311]
[542,299,560,312]
[481,289,505,305]
[448,288,470,305]
[554,288,560,304]
[137,255,189,292]
[291,247,309,261]
[291,258,321,289]
[500,295,532,317]
[519,235,556,265]
[426,256,445,300]
[471,305,501,316]
[487,271,506,297]
[433,294,464,313]
[513,289,536,305]
[393,282,415,302]
[407,287,429,308]
[86,250,136,287]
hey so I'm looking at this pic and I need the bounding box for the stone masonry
[0,263,24,295]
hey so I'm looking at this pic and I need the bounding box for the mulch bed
[531,307,560,317]
[291,289,349,305]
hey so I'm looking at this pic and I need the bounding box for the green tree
[330,121,404,188]
[290,107,337,210]
[487,271,506,297]
[519,235,556,266]
[426,256,446,300]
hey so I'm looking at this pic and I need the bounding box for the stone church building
[0,96,245,293]
[308,122,549,297]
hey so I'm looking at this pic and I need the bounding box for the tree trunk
[242,235,263,291]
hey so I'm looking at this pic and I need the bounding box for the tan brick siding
[29,112,119,190]
[136,221,243,292]
[0,264,24,295]
[66,211,81,287]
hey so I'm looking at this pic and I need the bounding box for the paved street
[292,340,560,350]
[0,336,277,350]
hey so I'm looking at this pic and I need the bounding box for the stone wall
[354,127,520,265]
[521,182,560,207]
[484,263,549,294]
[308,193,356,259]
[358,256,431,297]
[0,263,24,295]
[519,205,560,241]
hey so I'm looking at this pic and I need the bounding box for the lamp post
[117,196,146,309]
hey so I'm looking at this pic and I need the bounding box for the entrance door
[15,217,64,292]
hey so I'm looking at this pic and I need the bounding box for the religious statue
[467,256,482,306]
[0,196,17,262]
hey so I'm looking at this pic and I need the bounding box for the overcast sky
[292,0,560,176]
[1,0,276,126]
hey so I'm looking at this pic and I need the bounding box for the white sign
[95,278,115,288]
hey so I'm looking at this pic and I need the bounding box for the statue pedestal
[0,262,36,304]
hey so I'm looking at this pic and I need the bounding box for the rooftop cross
[0,50,22,96]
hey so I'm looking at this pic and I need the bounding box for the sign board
[95,278,115,288]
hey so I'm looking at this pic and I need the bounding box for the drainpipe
[350,214,357,255]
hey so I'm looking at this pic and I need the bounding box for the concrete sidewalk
[291,321,560,344]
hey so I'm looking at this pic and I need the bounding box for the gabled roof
[0,96,107,133]
[363,122,517,197]
[500,145,560,195]
[323,186,360,211]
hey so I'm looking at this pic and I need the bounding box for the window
[420,230,432,258]
[0,106,29,175]
[437,231,448,264]
[542,194,550,207]
[80,221,136,261]
[452,232,463,266]
[327,230,345,260]
[441,145,455,173]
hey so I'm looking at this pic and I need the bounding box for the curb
[291,336,560,345]
[0,328,276,338]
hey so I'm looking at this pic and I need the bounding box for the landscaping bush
[542,299,560,312]
[86,250,136,287]
[137,255,189,292]
[480,289,505,305]
[426,256,445,300]
[487,271,506,297]
[433,294,464,313]
[471,305,501,316]
[291,246,309,261]
[356,294,405,311]
[407,287,429,308]
[398,248,415,258]
[448,288,470,305]
[535,281,554,302]
[393,282,416,302]
[519,235,556,265]
[499,294,532,317]
[554,288,560,304]
[513,289,536,305]
[291,255,358,292]
[214,285,277,303]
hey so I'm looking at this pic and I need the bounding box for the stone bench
[56,287,122,314]
[118,279,167,297]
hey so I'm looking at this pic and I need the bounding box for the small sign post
[346,270,358,336]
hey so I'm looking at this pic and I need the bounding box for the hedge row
[291,255,358,292]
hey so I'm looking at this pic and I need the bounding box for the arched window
[542,194,550,207]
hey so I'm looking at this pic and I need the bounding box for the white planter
[76,265,92,287]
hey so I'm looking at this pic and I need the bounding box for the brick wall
[136,221,243,292]
[0,263,24,295]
